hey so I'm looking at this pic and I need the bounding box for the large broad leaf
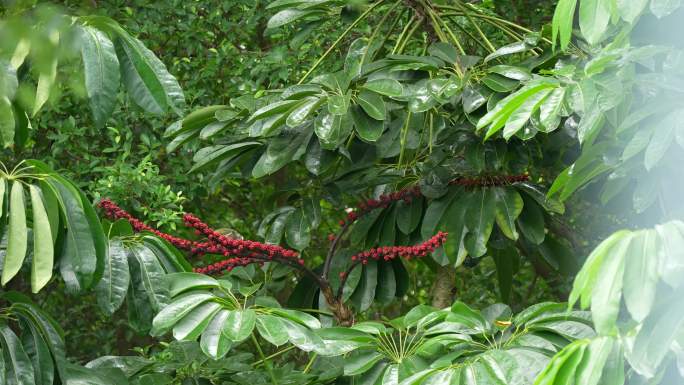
[494,187,524,240]
[362,79,403,97]
[357,90,386,120]
[29,185,54,293]
[2,181,27,286]
[166,272,219,297]
[0,323,35,384]
[622,230,658,322]
[151,292,214,335]
[95,239,130,315]
[625,285,684,378]
[616,0,649,23]
[579,0,611,45]
[128,244,168,312]
[464,189,496,258]
[46,178,98,292]
[173,302,221,341]
[252,128,312,178]
[223,309,257,342]
[650,0,682,18]
[78,26,120,128]
[350,261,378,312]
[285,207,312,250]
[590,233,630,335]
[256,314,289,346]
[20,320,55,385]
[552,0,579,50]
[517,195,546,245]
[351,105,384,142]
[344,351,384,376]
[503,88,553,139]
[200,310,233,359]
[0,97,15,147]
[116,33,185,115]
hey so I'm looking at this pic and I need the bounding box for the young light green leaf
[0,97,15,147]
[616,0,648,23]
[650,0,682,18]
[502,87,552,139]
[29,184,53,293]
[622,230,658,322]
[579,0,611,45]
[2,181,27,286]
[591,233,630,335]
[552,0,579,50]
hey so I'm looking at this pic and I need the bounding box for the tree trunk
[431,266,456,308]
[320,285,354,326]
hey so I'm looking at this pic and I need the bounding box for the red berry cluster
[339,174,528,227]
[98,199,194,250]
[183,214,299,260]
[350,231,448,264]
[449,174,529,187]
[98,199,302,276]
[340,186,422,227]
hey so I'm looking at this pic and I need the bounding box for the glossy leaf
[579,0,611,45]
[95,239,130,315]
[0,323,35,384]
[552,0,579,50]
[357,90,385,120]
[151,292,214,335]
[223,309,256,342]
[362,79,403,97]
[2,181,27,286]
[172,302,221,341]
[256,314,289,346]
[464,188,496,258]
[494,187,523,240]
[200,310,232,359]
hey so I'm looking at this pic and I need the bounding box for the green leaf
[173,302,221,341]
[375,260,396,304]
[223,309,256,342]
[20,320,55,385]
[484,40,536,62]
[116,33,185,115]
[47,178,98,291]
[256,314,289,346]
[644,110,677,170]
[251,99,301,122]
[357,90,386,120]
[200,310,232,359]
[494,187,524,240]
[381,364,399,385]
[151,292,214,335]
[502,88,553,139]
[287,97,322,127]
[280,318,324,352]
[443,192,469,265]
[449,302,488,332]
[396,197,422,235]
[517,195,545,245]
[128,244,168,312]
[269,308,321,329]
[252,128,312,178]
[351,105,384,142]
[344,351,384,376]
[569,230,630,310]
[625,285,684,378]
[616,0,648,23]
[78,26,120,128]
[464,189,496,258]
[552,0,579,50]
[579,0,611,45]
[0,323,35,384]
[362,79,403,97]
[285,208,311,250]
[351,261,378,312]
[574,337,616,385]
[478,82,556,138]
[488,65,532,81]
[591,233,630,335]
[539,87,566,132]
[166,272,219,297]
[33,58,57,116]
[328,94,349,115]
[27,184,53,293]
[267,9,320,29]
[95,239,130,315]
[622,229,658,322]
[2,181,27,286]
[0,97,15,147]
[492,248,518,303]
[421,193,456,239]
[314,111,347,149]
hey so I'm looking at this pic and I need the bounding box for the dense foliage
[1,0,684,384]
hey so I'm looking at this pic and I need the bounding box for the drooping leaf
[622,230,659,322]
[95,239,130,315]
[223,309,257,342]
[200,309,232,359]
[78,26,120,127]
[464,189,496,258]
[552,0,579,50]
[494,187,524,240]
[2,181,27,286]
[172,302,221,341]
[579,0,611,45]
[0,323,35,385]
[357,90,386,120]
